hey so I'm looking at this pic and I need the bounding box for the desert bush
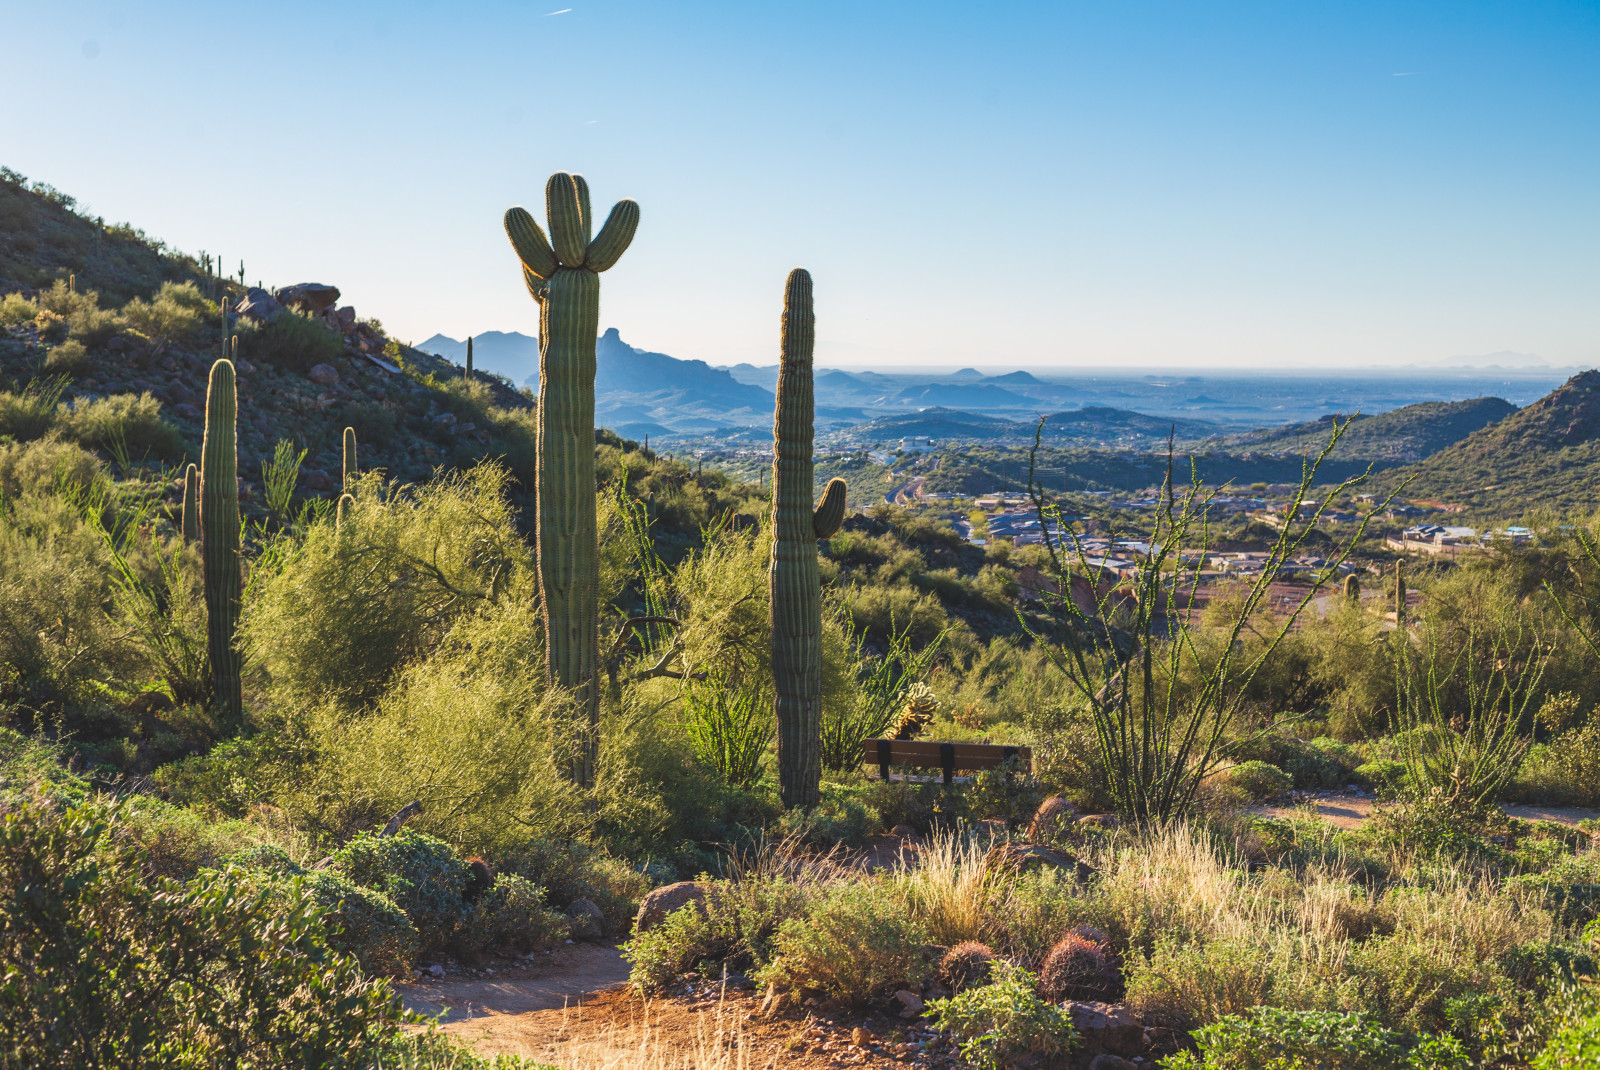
[0,376,66,440]
[1126,936,1283,1029]
[1537,1008,1600,1069]
[57,392,187,461]
[622,894,733,992]
[678,669,772,788]
[926,961,1078,1070]
[1516,720,1600,808]
[119,281,210,353]
[0,292,36,325]
[0,434,100,498]
[116,796,258,880]
[892,831,1006,947]
[1164,1007,1469,1070]
[331,828,470,952]
[1220,760,1293,801]
[463,875,569,958]
[0,797,409,1067]
[0,726,86,805]
[237,309,343,373]
[495,837,649,933]
[758,880,928,1004]
[43,339,89,373]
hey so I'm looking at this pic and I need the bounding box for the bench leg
[877,739,892,782]
[940,743,954,786]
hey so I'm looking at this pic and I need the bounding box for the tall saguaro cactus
[1393,562,1407,626]
[770,269,848,809]
[465,336,475,381]
[504,173,639,788]
[180,463,200,543]
[201,357,243,731]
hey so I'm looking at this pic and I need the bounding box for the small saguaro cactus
[1393,562,1407,625]
[180,462,200,543]
[465,335,474,380]
[336,492,354,531]
[342,426,358,491]
[201,356,243,730]
[1342,572,1360,605]
[504,172,640,788]
[769,268,848,809]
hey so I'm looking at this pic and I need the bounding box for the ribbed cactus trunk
[201,358,243,732]
[342,426,358,491]
[466,336,474,381]
[1342,572,1360,606]
[504,173,639,788]
[1394,563,1407,626]
[180,463,200,543]
[771,269,825,809]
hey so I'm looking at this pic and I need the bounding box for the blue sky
[2,1,1596,370]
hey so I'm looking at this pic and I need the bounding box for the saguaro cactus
[180,463,200,543]
[342,426,358,491]
[504,172,639,788]
[770,269,848,809]
[1342,572,1360,606]
[201,357,243,730]
[465,336,474,381]
[1393,562,1407,625]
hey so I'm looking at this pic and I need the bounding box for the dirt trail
[1251,793,1600,831]
[401,943,631,1025]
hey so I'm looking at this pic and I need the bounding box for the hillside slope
[1381,371,1600,514]
[1226,397,1517,461]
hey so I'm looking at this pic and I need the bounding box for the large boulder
[274,282,342,314]
[567,897,605,941]
[233,287,285,323]
[633,881,708,934]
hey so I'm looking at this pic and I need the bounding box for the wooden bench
[863,739,1033,786]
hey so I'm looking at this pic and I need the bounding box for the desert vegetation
[5,166,1600,1069]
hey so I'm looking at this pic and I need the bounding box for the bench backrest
[863,739,1033,784]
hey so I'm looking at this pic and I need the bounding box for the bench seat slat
[863,739,1032,783]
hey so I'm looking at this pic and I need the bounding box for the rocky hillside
[1380,371,1600,514]
[1224,396,1517,462]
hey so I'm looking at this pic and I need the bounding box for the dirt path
[400,943,631,1025]
[1251,793,1600,831]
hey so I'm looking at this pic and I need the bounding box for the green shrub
[926,961,1077,1070]
[43,338,90,373]
[1221,760,1293,801]
[1167,1007,1469,1070]
[756,880,928,1004]
[1537,1008,1600,1069]
[0,435,100,497]
[66,303,123,347]
[0,292,36,325]
[1516,721,1600,808]
[119,281,211,353]
[238,310,343,373]
[0,726,86,805]
[1126,936,1278,1029]
[58,392,187,461]
[464,875,569,958]
[622,894,731,992]
[0,378,66,441]
[496,837,649,933]
[331,829,470,952]
[1357,759,1409,797]
[116,796,257,880]
[0,797,409,1066]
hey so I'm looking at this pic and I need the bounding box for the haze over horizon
[3,1,1595,371]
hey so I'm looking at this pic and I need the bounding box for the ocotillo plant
[769,269,848,809]
[201,357,243,731]
[1342,572,1360,605]
[180,463,200,543]
[465,336,474,380]
[503,172,639,788]
[1394,562,1407,625]
[342,426,358,491]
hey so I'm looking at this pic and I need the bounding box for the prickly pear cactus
[181,462,200,543]
[504,173,639,787]
[342,426,357,491]
[201,358,243,730]
[769,269,848,809]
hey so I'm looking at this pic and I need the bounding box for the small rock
[567,897,605,940]
[234,358,255,374]
[894,989,924,1018]
[427,964,444,978]
[759,985,788,1018]
[234,287,285,323]
[851,1027,873,1048]
[307,363,340,386]
[1089,1056,1137,1070]
[634,880,709,934]
[1061,1001,1143,1057]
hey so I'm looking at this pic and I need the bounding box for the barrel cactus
[201,357,243,730]
[180,462,200,543]
[342,426,357,491]
[503,173,639,787]
[769,269,847,809]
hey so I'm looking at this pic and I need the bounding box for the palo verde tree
[503,173,639,787]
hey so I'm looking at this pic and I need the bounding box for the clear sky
[2,1,1596,370]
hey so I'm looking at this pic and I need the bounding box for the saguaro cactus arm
[812,477,848,539]
[342,426,358,491]
[181,463,200,543]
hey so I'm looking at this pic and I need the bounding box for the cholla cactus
[892,682,939,739]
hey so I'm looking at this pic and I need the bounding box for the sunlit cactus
[181,462,199,543]
[342,426,357,491]
[503,172,639,788]
[769,268,847,809]
[201,357,243,731]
